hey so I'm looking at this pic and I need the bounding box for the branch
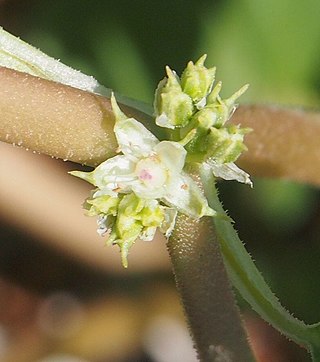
[235,105,320,186]
[1,68,320,187]
[0,67,116,165]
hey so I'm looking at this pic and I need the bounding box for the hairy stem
[0,67,153,166]
[168,210,254,361]
[0,67,116,165]
[1,68,320,187]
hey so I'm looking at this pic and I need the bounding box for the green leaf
[199,164,320,360]
[0,26,153,117]
[0,26,107,93]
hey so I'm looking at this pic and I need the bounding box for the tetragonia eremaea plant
[70,55,250,267]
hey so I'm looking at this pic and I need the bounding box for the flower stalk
[167,169,254,362]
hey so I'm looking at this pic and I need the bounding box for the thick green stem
[167,173,254,362]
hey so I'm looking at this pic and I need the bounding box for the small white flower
[71,94,214,219]
[70,95,215,267]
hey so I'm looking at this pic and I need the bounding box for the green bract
[70,94,215,267]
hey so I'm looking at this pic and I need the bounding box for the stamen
[181,183,188,190]
[139,169,153,180]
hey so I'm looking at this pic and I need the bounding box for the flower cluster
[70,95,215,267]
[154,54,252,186]
[70,55,251,267]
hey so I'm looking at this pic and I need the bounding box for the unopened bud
[208,126,250,163]
[155,66,194,129]
[181,54,216,108]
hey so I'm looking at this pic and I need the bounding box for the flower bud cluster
[154,55,250,166]
[84,192,173,267]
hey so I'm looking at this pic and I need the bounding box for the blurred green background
[1,0,320,361]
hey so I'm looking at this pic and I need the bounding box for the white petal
[140,226,157,241]
[93,188,118,198]
[131,180,167,199]
[162,173,215,218]
[115,118,159,158]
[160,208,178,237]
[93,155,136,189]
[195,96,207,109]
[155,141,187,172]
[155,113,175,129]
[206,159,253,187]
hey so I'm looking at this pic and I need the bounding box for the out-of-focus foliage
[21,0,213,104]
[198,0,320,105]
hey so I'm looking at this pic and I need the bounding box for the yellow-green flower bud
[206,103,230,128]
[181,54,216,108]
[207,126,250,163]
[206,83,249,128]
[184,128,211,163]
[191,104,224,130]
[185,123,250,164]
[109,193,167,267]
[155,66,194,129]
[85,194,120,216]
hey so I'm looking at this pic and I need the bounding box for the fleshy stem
[167,170,255,362]
[167,219,254,362]
[199,163,320,360]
